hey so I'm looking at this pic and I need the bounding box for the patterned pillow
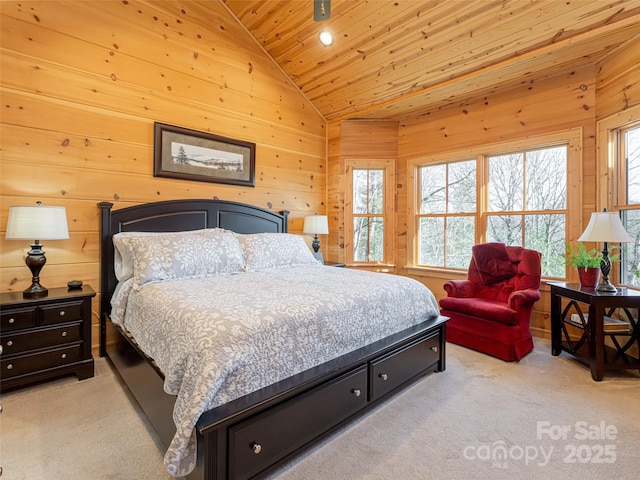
[119,229,245,286]
[113,229,210,281]
[238,233,319,271]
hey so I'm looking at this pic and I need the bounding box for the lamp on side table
[5,201,69,298]
[578,209,632,292]
[303,214,329,264]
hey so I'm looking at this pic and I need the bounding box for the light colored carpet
[1,337,638,480]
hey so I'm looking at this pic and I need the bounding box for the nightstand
[0,285,96,392]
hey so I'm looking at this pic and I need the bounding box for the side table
[0,285,96,392]
[549,282,640,381]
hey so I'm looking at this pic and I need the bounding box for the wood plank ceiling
[223,0,640,121]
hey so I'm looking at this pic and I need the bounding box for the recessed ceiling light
[319,30,333,46]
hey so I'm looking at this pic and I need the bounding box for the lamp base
[596,246,617,293]
[596,281,617,293]
[311,234,321,253]
[23,282,48,298]
[23,241,48,298]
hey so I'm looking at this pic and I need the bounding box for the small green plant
[565,242,619,269]
[631,261,640,279]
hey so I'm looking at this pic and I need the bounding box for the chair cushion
[471,242,515,284]
[438,297,518,325]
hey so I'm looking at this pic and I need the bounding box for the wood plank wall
[330,67,601,338]
[0,0,327,352]
[596,37,640,119]
[330,41,640,337]
[326,120,399,264]
[398,67,598,338]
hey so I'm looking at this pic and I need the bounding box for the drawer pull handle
[251,442,262,454]
[0,345,3,355]
[6,341,12,347]
[379,373,388,381]
[431,346,438,352]
[7,363,13,370]
[59,310,66,316]
[351,388,361,397]
[61,353,67,359]
[8,318,15,324]
[61,331,68,337]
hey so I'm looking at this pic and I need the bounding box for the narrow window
[353,169,385,261]
[346,159,394,265]
[617,124,640,287]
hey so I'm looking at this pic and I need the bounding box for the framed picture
[154,122,255,187]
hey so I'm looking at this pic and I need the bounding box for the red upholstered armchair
[439,243,542,362]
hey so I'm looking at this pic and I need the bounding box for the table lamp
[577,209,632,292]
[303,214,329,263]
[5,201,69,298]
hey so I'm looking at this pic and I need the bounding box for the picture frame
[153,122,255,187]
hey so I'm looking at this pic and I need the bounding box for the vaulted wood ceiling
[223,0,640,122]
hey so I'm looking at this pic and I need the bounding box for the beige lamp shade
[578,211,632,243]
[5,202,69,298]
[5,204,69,240]
[577,210,631,293]
[303,215,329,235]
[303,215,328,263]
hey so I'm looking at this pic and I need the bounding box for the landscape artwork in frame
[154,122,256,187]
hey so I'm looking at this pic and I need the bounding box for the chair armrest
[508,289,541,310]
[443,279,476,298]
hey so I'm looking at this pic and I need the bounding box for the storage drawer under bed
[228,365,368,480]
[369,331,441,402]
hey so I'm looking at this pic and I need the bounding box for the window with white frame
[411,131,579,278]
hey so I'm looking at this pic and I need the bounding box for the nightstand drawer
[1,344,82,379]
[1,323,82,356]
[1,308,36,332]
[40,300,84,325]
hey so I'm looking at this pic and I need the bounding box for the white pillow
[117,229,245,285]
[238,233,319,271]
[113,229,210,281]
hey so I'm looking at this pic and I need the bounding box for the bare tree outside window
[353,169,384,262]
[418,160,476,268]
[416,145,567,277]
[487,146,567,277]
[620,125,640,287]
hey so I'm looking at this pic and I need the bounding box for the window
[353,169,384,261]
[409,130,580,278]
[346,159,394,265]
[615,123,640,287]
[487,146,567,277]
[417,160,476,268]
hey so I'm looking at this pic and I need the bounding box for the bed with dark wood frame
[98,198,448,480]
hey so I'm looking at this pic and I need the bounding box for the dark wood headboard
[98,199,289,354]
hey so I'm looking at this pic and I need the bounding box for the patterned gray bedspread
[116,265,439,476]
